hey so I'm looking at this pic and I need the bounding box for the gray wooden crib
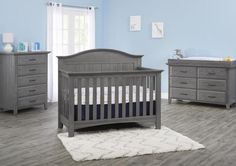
[57,49,163,137]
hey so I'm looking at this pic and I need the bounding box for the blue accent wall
[1,0,236,93]
[0,0,104,50]
[102,0,236,92]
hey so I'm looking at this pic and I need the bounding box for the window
[47,3,95,102]
[62,7,95,55]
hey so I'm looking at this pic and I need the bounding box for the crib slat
[115,77,119,118]
[77,78,82,121]
[85,78,90,121]
[150,75,154,116]
[100,77,105,120]
[156,73,161,129]
[129,77,133,117]
[122,77,126,118]
[58,72,63,128]
[136,77,140,117]
[108,77,112,119]
[68,78,75,137]
[93,77,97,120]
[143,76,147,116]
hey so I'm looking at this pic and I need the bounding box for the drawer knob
[208,72,216,75]
[29,59,36,61]
[180,82,188,85]
[29,100,36,103]
[29,69,37,72]
[29,89,36,92]
[208,84,216,87]
[208,96,216,99]
[29,79,36,82]
[180,71,187,73]
[180,93,188,96]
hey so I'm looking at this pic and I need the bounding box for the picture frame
[130,16,141,31]
[152,22,164,38]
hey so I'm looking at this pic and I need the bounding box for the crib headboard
[57,49,143,73]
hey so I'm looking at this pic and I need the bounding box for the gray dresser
[0,51,50,114]
[167,59,236,109]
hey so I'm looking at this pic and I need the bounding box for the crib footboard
[58,70,162,137]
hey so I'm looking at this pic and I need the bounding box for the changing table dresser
[0,51,50,114]
[167,59,236,109]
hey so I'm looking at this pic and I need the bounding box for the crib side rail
[58,70,162,130]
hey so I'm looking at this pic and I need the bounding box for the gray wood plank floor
[0,100,236,166]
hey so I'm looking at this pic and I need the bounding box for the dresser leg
[13,108,18,115]
[226,104,230,110]
[44,103,48,110]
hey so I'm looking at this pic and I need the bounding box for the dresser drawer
[17,55,47,65]
[170,66,197,77]
[18,75,47,87]
[170,77,196,89]
[197,91,226,103]
[198,67,227,79]
[18,84,47,97]
[17,64,47,76]
[170,88,196,100]
[198,79,226,91]
[18,95,46,108]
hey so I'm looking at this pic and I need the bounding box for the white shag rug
[57,126,204,161]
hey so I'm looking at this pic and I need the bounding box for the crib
[57,49,163,137]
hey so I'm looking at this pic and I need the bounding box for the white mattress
[74,86,156,105]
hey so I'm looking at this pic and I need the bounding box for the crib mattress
[74,86,156,105]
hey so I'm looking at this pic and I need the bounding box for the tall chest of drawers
[167,59,236,109]
[0,51,50,114]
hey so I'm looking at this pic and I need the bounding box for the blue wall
[0,0,104,50]
[102,0,236,92]
[1,0,236,93]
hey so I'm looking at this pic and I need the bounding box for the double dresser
[167,59,236,109]
[0,51,50,114]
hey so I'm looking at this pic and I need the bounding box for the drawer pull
[208,84,216,87]
[180,82,188,85]
[208,72,216,75]
[29,89,36,92]
[29,100,37,103]
[208,96,216,99]
[180,93,188,96]
[29,79,36,82]
[180,71,187,73]
[29,69,37,72]
[29,59,36,62]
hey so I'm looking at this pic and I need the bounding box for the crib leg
[155,120,161,129]
[68,127,74,137]
[58,121,63,129]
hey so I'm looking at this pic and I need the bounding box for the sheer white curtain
[47,3,95,102]
[47,2,62,102]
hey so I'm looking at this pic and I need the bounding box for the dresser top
[0,51,50,56]
[167,59,236,68]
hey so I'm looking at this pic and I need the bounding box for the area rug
[57,126,204,161]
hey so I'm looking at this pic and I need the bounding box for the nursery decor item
[152,22,164,38]
[30,42,40,51]
[2,33,14,53]
[18,42,28,52]
[130,16,141,31]
[58,126,205,161]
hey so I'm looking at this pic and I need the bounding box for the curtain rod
[47,2,98,9]
[62,4,98,10]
